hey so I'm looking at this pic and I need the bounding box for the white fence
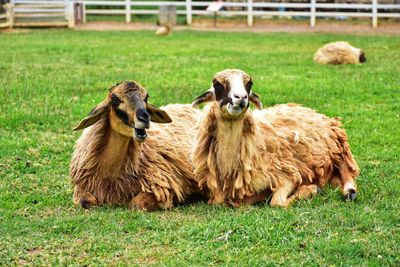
[0,3,12,28]
[80,0,400,27]
[1,0,399,28]
[7,0,74,27]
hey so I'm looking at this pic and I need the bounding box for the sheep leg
[129,192,162,211]
[286,185,319,206]
[270,181,297,208]
[78,192,98,209]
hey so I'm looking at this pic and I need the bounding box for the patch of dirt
[74,19,400,35]
[26,247,41,255]
[0,28,32,34]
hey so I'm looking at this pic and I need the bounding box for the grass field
[0,29,399,266]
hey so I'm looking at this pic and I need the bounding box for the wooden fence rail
[79,0,400,28]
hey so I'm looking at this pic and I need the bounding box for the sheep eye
[111,94,122,106]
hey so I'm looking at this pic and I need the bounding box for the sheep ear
[73,99,109,131]
[192,90,215,108]
[146,102,172,123]
[249,92,263,110]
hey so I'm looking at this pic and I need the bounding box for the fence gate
[10,0,74,28]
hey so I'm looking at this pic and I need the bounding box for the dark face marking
[114,108,129,125]
[245,80,253,93]
[213,79,232,107]
[213,80,227,101]
[359,51,366,63]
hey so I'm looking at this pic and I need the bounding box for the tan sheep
[191,69,359,207]
[70,81,201,211]
[155,23,172,36]
[314,41,366,65]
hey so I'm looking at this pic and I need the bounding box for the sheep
[70,81,201,211]
[191,69,359,207]
[155,23,172,36]
[314,41,366,65]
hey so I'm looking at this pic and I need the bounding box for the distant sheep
[314,41,366,65]
[155,23,172,36]
[70,81,201,211]
[191,69,359,207]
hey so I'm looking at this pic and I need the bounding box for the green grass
[0,29,399,266]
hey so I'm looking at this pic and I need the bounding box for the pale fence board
[15,21,68,26]
[14,13,67,17]
[15,9,67,12]
[10,0,74,27]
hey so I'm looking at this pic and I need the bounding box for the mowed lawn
[0,29,399,266]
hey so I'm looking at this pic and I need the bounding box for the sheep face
[73,81,172,142]
[359,50,366,63]
[192,69,263,118]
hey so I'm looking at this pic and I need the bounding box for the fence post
[82,2,86,23]
[68,0,75,28]
[125,0,131,23]
[64,0,68,20]
[247,0,253,26]
[372,0,378,28]
[186,0,192,25]
[310,0,316,27]
[9,0,14,28]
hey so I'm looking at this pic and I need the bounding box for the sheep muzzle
[134,128,147,142]
[132,106,150,141]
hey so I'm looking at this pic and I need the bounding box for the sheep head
[359,50,366,63]
[73,81,172,142]
[192,69,263,119]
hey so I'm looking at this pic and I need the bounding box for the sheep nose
[233,94,247,100]
[136,108,150,123]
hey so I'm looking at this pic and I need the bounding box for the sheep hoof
[344,188,357,201]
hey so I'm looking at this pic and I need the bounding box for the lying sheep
[70,81,201,211]
[314,41,366,65]
[155,23,172,36]
[191,69,359,207]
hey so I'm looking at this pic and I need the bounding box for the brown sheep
[314,41,366,65]
[191,69,359,207]
[70,81,201,211]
